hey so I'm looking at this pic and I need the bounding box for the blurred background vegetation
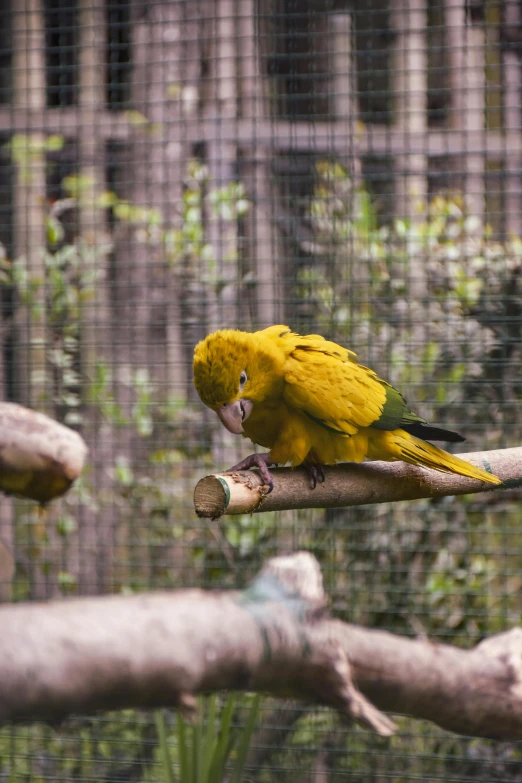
[0,0,521,780]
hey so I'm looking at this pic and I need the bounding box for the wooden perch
[194,447,520,518]
[1,551,522,740]
[0,403,88,503]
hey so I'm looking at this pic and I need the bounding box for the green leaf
[46,215,65,245]
[166,82,182,99]
[208,695,236,783]
[56,515,78,537]
[135,414,153,437]
[45,134,65,152]
[177,711,191,783]
[62,174,95,198]
[201,695,217,783]
[125,110,150,127]
[192,716,201,783]
[229,694,260,783]
[154,711,175,783]
[114,457,134,486]
[236,198,250,216]
[186,206,202,225]
[57,571,77,594]
[96,190,119,208]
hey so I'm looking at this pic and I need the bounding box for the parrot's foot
[225,453,277,493]
[307,464,325,490]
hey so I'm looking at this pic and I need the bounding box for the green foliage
[163,159,249,275]
[208,181,250,221]
[5,134,521,781]
[4,147,250,431]
[7,233,109,424]
[6,133,64,182]
[0,713,158,782]
[0,148,254,609]
[132,368,155,437]
[301,161,522,438]
[223,513,276,559]
[0,698,261,782]
[85,361,126,424]
[153,695,261,783]
[288,162,522,651]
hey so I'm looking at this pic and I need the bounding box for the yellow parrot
[193,325,502,491]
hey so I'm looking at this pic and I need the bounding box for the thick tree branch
[0,403,88,503]
[0,552,521,740]
[193,447,520,518]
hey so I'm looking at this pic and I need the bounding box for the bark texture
[0,552,521,741]
[0,403,87,503]
[193,447,517,518]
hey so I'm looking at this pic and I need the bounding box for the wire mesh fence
[0,0,521,779]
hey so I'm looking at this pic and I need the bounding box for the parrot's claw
[225,453,276,493]
[307,464,325,490]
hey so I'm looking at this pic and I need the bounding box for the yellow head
[193,329,285,433]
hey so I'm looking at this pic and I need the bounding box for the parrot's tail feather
[401,422,466,443]
[390,432,502,485]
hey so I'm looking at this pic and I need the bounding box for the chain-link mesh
[0,0,521,779]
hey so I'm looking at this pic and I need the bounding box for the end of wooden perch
[194,447,521,518]
[0,403,88,503]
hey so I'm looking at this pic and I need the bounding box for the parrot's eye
[239,371,248,389]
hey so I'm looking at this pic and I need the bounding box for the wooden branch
[193,447,519,518]
[339,622,522,741]
[0,551,522,741]
[0,403,88,503]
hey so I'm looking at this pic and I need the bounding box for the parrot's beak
[217,399,253,434]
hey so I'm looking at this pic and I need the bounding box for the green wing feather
[373,385,465,442]
[370,385,427,430]
[281,332,464,444]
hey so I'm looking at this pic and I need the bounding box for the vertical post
[391,0,428,298]
[445,0,486,226]
[124,0,202,404]
[77,0,114,595]
[78,0,110,378]
[109,0,205,586]
[205,140,239,333]
[243,151,281,329]
[0,307,13,602]
[238,0,264,130]
[502,0,522,236]
[329,12,361,185]
[205,0,241,467]
[118,0,198,401]
[216,0,237,118]
[12,0,48,600]
[205,0,239,332]
[330,12,354,121]
[12,0,47,408]
[391,0,428,215]
[164,1,200,404]
[238,0,279,327]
